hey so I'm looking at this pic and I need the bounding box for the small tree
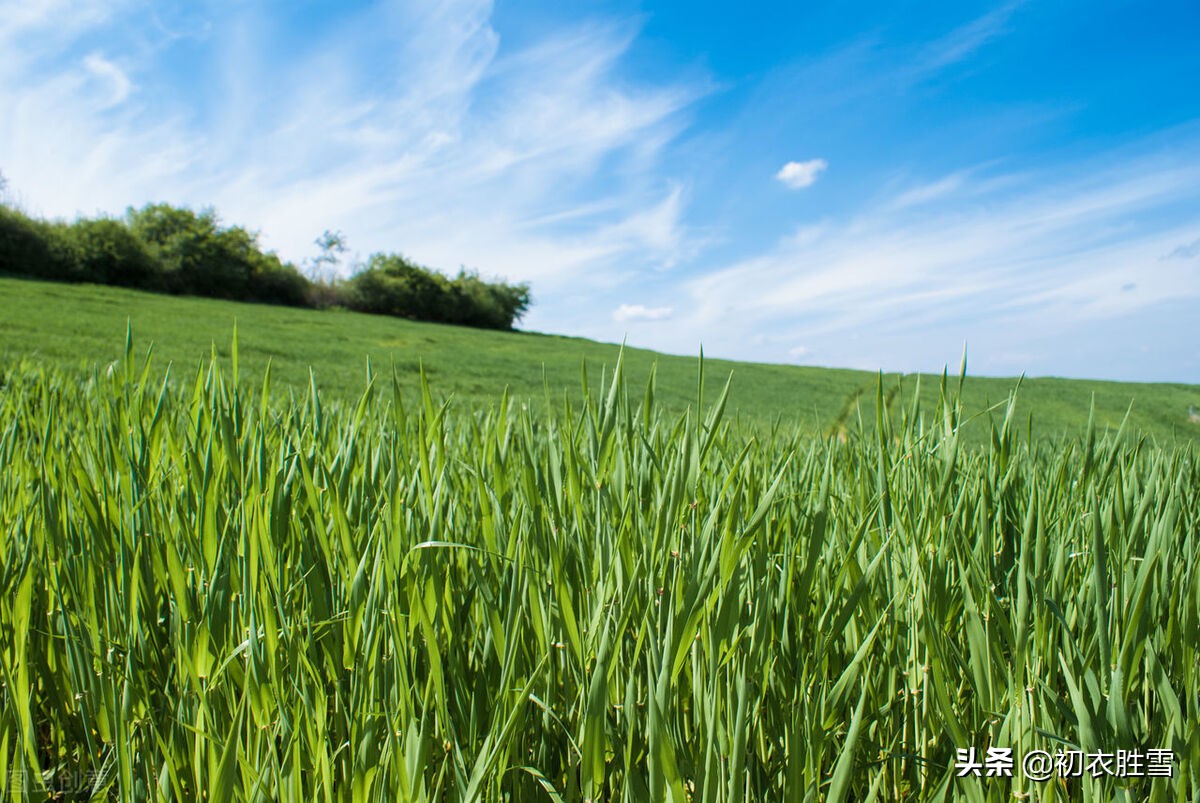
[308,229,347,282]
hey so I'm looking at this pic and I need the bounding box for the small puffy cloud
[788,345,810,358]
[613,303,674,322]
[776,158,828,189]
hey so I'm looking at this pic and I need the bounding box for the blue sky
[2,0,1199,382]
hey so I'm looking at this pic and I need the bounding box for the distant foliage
[70,217,163,290]
[449,269,533,330]
[345,253,451,319]
[343,254,531,330]
[126,204,309,306]
[0,206,81,281]
[0,198,531,330]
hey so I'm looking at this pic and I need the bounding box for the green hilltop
[2,276,1198,444]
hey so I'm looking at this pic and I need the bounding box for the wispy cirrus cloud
[613,303,674,323]
[887,170,969,209]
[663,148,1200,380]
[0,0,702,310]
[82,52,133,106]
[3,0,1197,383]
[914,0,1026,74]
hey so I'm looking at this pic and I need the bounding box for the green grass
[0,343,1196,800]
[2,276,1198,443]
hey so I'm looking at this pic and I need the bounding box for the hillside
[2,276,1198,442]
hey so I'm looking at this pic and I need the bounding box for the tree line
[0,197,532,330]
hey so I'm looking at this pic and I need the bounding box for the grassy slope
[2,276,1198,442]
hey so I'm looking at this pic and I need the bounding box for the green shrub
[346,257,531,329]
[0,206,81,281]
[2,196,531,328]
[69,217,164,289]
[345,253,451,320]
[246,252,310,306]
[126,203,309,304]
[452,269,531,329]
[126,203,245,297]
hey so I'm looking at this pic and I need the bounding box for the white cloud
[915,1,1025,74]
[3,1,1197,383]
[83,52,132,106]
[788,345,810,358]
[0,0,124,46]
[776,159,828,189]
[656,149,1200,380]
[0,0,701,297]
[889,171,967,209]
[613,304,674,323]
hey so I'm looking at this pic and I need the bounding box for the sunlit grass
[0,332,1196,800]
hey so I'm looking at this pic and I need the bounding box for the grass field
[1,276,1199,800]
[2,276,1198,443]
[0,339,1196,800]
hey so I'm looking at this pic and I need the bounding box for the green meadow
[0,275,1198,800]
[1,277,1198,444]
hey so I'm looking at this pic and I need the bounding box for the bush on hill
[126,204,308,306]
[0,197,530,329]
[345,253,452,320]
[447,269,532,330]
[70,217,164,290]
[0,206,81,281]
[343,255,531,330]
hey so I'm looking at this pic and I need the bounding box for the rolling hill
[2,276,1197,443]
